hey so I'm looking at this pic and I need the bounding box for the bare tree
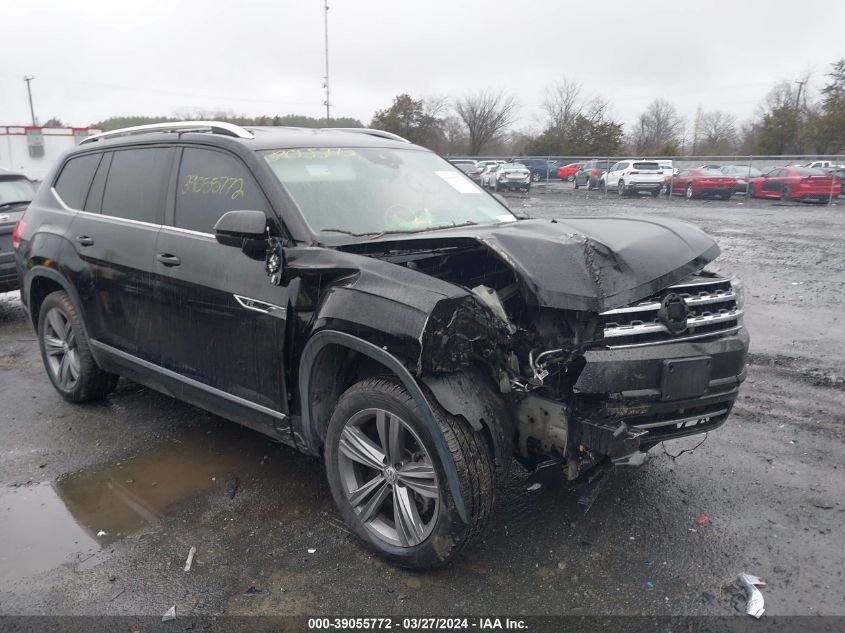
[542,79,583,132]
[454,90,519,155]
[697,110,739,154]
[629,99,684,155]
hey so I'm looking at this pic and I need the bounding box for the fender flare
[24,267,90,334]
[298,329,469,523]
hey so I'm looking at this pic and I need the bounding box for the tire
[747,184,756,198]
[494,181,501,192]
[324,377,494,569]
[650,188,661,198]
[574,178,580,190]
[531,172,541,182]
[686,183,695,200]
[586,178,593,191]
[618,180,626,196]
[525,184,531,192]
[566,174,575,182]
[781,185,790,202]
[37,291,119,402]
[600,180,607,194]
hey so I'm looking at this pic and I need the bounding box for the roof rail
[79,121,254,145]
[327,128,411,143]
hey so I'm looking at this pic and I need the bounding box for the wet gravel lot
[1,183,843,619]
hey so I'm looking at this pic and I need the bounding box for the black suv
[1,169,36,292]
[15,122,749,568]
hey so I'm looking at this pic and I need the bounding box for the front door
[153,146,291,425]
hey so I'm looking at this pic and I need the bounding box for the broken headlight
[730,276,745,310]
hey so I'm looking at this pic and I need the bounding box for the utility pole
[794,79,807,110]
[323,0,331,125]
[23,75,37,126]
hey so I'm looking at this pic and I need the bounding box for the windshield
[0,178,35,206]
[263,147,514,238]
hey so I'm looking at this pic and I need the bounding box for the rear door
[64,147,172,361]
[153,145,290,421]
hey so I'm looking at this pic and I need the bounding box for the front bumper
[570,328,749,457]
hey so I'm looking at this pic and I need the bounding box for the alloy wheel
[337,408,440,547]
[43,307,80,390]
[686,184,694,199]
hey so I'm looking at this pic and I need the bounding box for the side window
[101,148,173,224]
[54,153,101,209]
[174,148,267,234]
[84,152,112,213]
[609,163,619,172]
[679,170,690,177]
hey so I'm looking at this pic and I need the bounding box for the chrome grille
[600,274,742,347]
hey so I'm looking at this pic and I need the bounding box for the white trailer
[0,126,102,181]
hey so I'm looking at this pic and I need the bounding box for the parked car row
[0,168,36,292]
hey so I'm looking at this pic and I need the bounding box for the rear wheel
[686,183,695,200]
[37,291,119,402]
[781,185,790,201]
[531,172,541,182]
[325,377,494,569]
[618,180,626,196]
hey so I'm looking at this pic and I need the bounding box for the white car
[489,162,531,192]
[601,159,665,197]
[479,163,500,188]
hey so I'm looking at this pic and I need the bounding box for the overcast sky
[2,0,843,133]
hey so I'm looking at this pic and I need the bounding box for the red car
[557,162,584,182]
[668,168,737,200]
[748,167,841,203]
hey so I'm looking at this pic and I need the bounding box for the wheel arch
[25,267,84,333]
[297,329,470,523]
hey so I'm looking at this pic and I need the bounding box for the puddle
[1,422,318,584]
[0,483,100,583]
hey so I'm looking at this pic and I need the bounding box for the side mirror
[214,209,267,248]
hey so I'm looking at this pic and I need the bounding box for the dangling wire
[661,433,709,461]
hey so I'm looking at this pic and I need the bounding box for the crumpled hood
[353,217,721,313]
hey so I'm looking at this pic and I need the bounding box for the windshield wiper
[0,200,31,210]
[318,228,383,237]
[367,220,478,240]
[319,220,478,240]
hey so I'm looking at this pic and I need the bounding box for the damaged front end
[332,216,749,483]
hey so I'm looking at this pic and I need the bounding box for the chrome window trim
[89,340,287,421]
[160,225,214,238]
[77,208,162,229]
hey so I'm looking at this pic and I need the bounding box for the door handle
[156,253,181,267]
[76,235,95,247]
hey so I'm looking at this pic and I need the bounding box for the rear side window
[101,148,173,224]
[175,148,267,233]
[55,153,101,209]
[633,162,660,170]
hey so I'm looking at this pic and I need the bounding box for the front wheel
[325,377,494,569]
[686,183,695,200]
[618,180,626,196]
[781,185,790,202]
[566,174,575,182]
[38,291,119,402]
[574,178,580,189]
[531,172,541,182]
